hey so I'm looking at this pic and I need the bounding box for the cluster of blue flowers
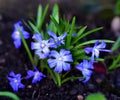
[7,67,45,92]
[9,21,111,92]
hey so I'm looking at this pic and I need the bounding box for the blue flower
[7,71,25,92]
[11,21,29,48]
[76,60,93,82]
[31,33,55,59]
[48,30,67,46]
[48,49,73,73]
[25,66,46,83]
[84,41,111,62]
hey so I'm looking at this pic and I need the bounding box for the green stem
[19,30,34,67]
[62,76,85,84]
[55,73,61,86]
[109,54,120,70]
[0,91,20,100]
[62,71,70,78]
[43,60,58,84]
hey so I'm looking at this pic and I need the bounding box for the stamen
[58,37,61,41]
[58,57,62,61]
[34,72,39,78]
[94,48,99,53]
[83,68,88,72]
[14,79,18,83]
[16,31,20,35]
[41,43,45,48]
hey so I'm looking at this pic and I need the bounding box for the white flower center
[58,57,63,61]
[58,37,61,41]
[16,31,20,35]
[94,48,99,53]
[41,43,45,48]
[83,68,88,72]
[34,72,39,78]
[14,79,18,83]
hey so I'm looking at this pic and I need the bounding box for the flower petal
[60,49,70,56]
[14,39,21,49]
[25,70,34,79]
[54,62,62,73]
[31,42,40,50]
[63,55,73,62]
[63,62,70,71]
[23,31,30,39]
[32,33,42,42]
[48,59,57,68]
[48,30,57,39]
[10,82,18,92]
[84,47,93,54]
[49,50,59,58]
[96,41,106,49]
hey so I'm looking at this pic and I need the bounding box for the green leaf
[85,93,106,100]
[37,4,49,31]
[18,29,34,67]
[37,5,42,29]
[74,55,90,60]
[44,61,58,85]
[28,21,39,33]
[115,0,120,16]
[62,76,85,84]
[66,17,76,49]
[72,49,85,56]
[52,4,59,23]
[109,54,120,70]
[78,27,103,41]
[48,4,59,33]
[49,15,60,33]
[0,91,20,100]
[72,26,87,44]
[74,39,114,49]
[111,36,120,52]
[74,55,104,62]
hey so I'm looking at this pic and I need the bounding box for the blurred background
[0,0,119,39]
[0,0,116,19]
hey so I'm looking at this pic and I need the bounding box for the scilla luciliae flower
[11,21,29,48]
[31,33,55,59]
[48,30,67,47]
[7,71,25,92]
[84,41,111,62]
[76,60,93,82]
[25,66,46,83]
[48,49,73,73]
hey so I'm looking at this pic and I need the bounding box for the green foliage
[115,0,120,16]
[111,36,120,52]
[0,91,20,100]
[108,36,120,70]
[21,4,113,86]
[85,93,106,100]
[48,4,59,33]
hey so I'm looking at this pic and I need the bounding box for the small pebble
[77,95,84,100]
[27,85,32,88]
[96,78,103,83]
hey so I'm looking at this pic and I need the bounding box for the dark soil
[0,13,120,100]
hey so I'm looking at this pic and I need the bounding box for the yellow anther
[16,31,20,35]
[58,57,62,61]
